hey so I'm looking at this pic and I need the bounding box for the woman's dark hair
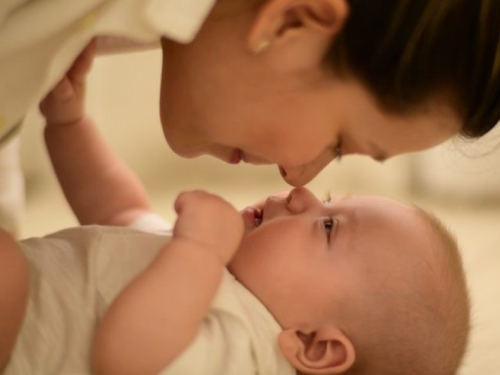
[327,0,500,138]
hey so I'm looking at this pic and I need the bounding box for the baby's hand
[173,190,244,265]
[39,40,95,126]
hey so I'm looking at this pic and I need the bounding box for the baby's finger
[174,192,189,215]
[50,76,75,101]
[67,39,96,85]
[174,190,207,215]
[39,76,74,112]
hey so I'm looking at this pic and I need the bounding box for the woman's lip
[229,149,242,164]
[241,151,249,163]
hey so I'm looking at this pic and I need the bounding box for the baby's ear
[278,327,355,374]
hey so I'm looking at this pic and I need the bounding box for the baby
[1,186,470,375]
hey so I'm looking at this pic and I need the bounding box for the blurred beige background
[19,50,500,374]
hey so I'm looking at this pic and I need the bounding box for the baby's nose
[261,195,290,220]
[286,187,319,214]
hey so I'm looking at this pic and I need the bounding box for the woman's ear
[247,0,349,67]
[278,327,356,374]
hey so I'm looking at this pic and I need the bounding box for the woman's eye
[333,141,343,162]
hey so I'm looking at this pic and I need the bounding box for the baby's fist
[173,191,244,265]
[39,40,95,126]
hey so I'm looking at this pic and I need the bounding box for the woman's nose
[279,155,333,187]
[279,165,315,187]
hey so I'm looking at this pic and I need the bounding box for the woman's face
[159,0,461,186]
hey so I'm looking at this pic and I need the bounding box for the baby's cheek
[230,237,278,279]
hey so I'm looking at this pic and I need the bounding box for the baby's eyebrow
[322,190,333,204]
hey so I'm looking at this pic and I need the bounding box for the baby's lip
[241,207,263,230]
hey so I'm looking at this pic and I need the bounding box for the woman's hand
[173,190,244,265]
[39,40,95,127]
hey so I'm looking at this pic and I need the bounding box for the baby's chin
[226,251,242,279]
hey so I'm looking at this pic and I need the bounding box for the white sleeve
[126,212,172,234]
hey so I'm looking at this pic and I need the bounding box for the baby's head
[229,187,470,374]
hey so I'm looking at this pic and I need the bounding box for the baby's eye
[322,217,335,235]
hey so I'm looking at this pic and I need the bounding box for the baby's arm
[40,41,150,226]
[0,227,28,372]
[92,191,244,375]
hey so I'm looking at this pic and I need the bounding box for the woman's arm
[40,40,150,227]
[92,191,244,375]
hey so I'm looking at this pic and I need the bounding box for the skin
[37,66,438,371]
[0,228,28,373]
[0,182,436,374]
[92,186,433,374]
[0,35,446,373]
[159,0,461,186]
[229,187,434,370]
[36,50,441,373]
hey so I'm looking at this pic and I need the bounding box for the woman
[0,0,499,189]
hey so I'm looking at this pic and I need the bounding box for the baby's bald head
[339,207,470,375]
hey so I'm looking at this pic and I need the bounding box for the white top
[163,264,294,375]
[5,225,294,375]
[0,0,216,141]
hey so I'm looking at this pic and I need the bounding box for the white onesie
[4,224,295,375]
